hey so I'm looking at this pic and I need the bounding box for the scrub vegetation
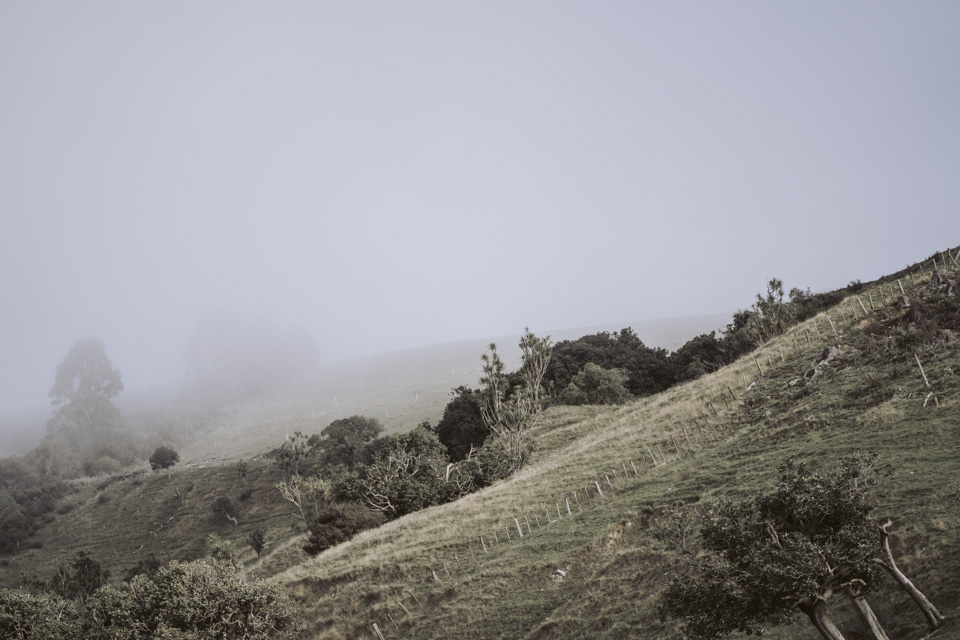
[1,247,959,639]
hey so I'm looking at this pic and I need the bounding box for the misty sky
[2,2,959,411]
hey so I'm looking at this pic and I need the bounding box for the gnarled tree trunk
[798,598,847,640]
[848,590,890,640]
[875,520,944,631]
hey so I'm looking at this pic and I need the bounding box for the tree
[559,364,631,405]
[50,551,109,605]
[0,588,79,640]
[544,328,672,398]
[668,332,726,383]
[148,446,179,471]
[658,456,889,640]
[274,431,309,480]
[47,337,124,447]
[206,533,237,566]
[433,386,487,461]
[335,426,448,518]
[276,474,329,522]
[249,529,266,558]
[479,330,553,469]
[742,278,794,345]
[312,415,383,467]
[236,458,249,487]
[303,503,386,556]
[85,559,299,639]
[211,497,239,525]
[519,327,552,410]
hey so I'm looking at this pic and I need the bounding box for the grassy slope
[0,459,312,588]
[277,258,960,640]
[0,315,724,591]
[175,314,729,465]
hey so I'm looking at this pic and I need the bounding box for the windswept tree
[47,337,124,447]
[658,455,895,640]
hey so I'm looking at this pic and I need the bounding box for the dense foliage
[658,455,891,639]
[303,502,386,556]
[148,446,179,471]
[545,328,673,398]
[558,363,631,405]
[432,386,486,461]
[309,415,383,468]
[0,457,66,553]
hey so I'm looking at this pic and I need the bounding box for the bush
[473,437,520,487]
[559,364,631,405]
[148,446,179,471]
[303,503,386,556]
[86,560,299,639]
[0,589,79,640]
[433,386,488,461]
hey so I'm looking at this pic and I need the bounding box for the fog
[2,2,959,420]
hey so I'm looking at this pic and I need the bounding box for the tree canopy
[47,337,123,444]
[658,455,889,640]
[148,446,179,471]
[312,415,383,467]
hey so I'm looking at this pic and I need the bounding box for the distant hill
[175,313,730,464]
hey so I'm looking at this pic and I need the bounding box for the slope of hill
[274,258,960,639]
[4,252,958,640]
[0,314,726,592]
[175,313,729,464]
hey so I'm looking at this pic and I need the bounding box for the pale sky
[1,2,958,411]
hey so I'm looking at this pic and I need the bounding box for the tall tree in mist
[47,337,124,447]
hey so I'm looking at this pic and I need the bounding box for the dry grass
[273,257,960,639]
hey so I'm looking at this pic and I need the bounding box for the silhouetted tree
[248,529,266,558]
[47,337,124,448]
[433,386,486,461]
[148,446,179,471]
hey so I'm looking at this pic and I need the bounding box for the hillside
[0,314,726,590]
[3,253,958,640]
[173,313,730,464]
[272,255,960,639]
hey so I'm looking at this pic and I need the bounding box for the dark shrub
[149,446,180,471]
[303,503,386,556]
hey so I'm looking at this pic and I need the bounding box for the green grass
[3,256,958,640]
[274,257,960,639]
[0,459,310,588]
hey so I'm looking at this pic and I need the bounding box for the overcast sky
[1,2,958,411]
